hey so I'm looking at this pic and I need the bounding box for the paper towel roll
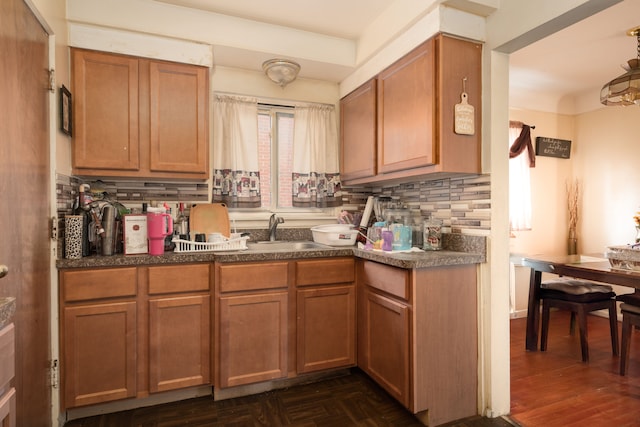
[65,215,84,259]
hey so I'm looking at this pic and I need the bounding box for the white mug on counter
[207,232,224,243]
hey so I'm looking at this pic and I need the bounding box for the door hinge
[48,69,55,93]
[49,359,59,389]
[50,216,58,240]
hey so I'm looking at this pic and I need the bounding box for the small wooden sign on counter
[535,137,571,159]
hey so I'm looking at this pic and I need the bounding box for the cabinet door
[148,61,208,175]
[0,324,15,427]
[0,387,15,427]
[149,295,210,393]
[63,302,137,408]
[72,49,140,171]
[296,285,356,373]
[218,292,287,388]
[377,39,436,174]
[360,290,410,407]
[340,79,377,181]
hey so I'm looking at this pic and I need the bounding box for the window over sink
[213,94,342,227]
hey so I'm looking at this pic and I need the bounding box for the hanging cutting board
[189,203,231,237]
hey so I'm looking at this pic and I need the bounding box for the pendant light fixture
[262,59,300,88]
[601,26,640,106]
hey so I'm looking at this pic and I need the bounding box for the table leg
[525,269,542,351]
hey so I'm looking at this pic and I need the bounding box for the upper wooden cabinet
[71,48,209,180]
[378,38,436,175]
[340,34,482,185]
[340,79,377,181]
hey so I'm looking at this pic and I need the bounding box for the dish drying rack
[172,234,249,253]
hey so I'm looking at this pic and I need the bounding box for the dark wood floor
[63,369,514,427]
[64,310,640,427]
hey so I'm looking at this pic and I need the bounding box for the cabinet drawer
[148,263,210,294]
[218,262,289,292]
[0,324,15,392]
[361,261,409,300]
[296,258,355,286]
[62,268,137,302]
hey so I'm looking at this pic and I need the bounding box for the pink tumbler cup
[147,208,173,255]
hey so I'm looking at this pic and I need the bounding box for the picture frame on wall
[60,84,72,136]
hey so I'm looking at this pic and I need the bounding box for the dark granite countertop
[56,234,486,270]
[0,297,16,329]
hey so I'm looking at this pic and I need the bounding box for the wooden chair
[617,292,640,375]
[540,278,618,362]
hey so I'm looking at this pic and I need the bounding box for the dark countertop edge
[56,246,486,270]
[352,248,485,269]
[0,297,16,330]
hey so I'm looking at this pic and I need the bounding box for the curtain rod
[509,120,535,129]
[213,91,335,108]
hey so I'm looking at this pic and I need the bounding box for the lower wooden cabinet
[360,290,410,406]
[63,302,137,407]
[60,263,211,409]
[0,323,16,427]
[296,258,356,374]
[357,259,478,426]
[215,257,356,389]
[149,294,210,393]
[218,292,288,387]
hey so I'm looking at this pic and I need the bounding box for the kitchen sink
[247,241,329,251]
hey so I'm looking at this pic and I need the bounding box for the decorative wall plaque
[454,78,474,135]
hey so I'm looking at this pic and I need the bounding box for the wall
[574,106,640,252]
[510,106,640,257]
[508,109,575,256]
[508,105,640,314]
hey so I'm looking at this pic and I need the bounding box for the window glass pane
[276,112,294,209]
[257,113,271,208]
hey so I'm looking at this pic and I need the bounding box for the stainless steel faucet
[268,213,284,241]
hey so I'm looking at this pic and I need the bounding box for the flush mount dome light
[262,59,300,88]
[601,26,640,106]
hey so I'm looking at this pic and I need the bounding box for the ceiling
[157,0,640,115]
[509,0,640,114]
[156,0,396,39]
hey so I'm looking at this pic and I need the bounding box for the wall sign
[535,137,571,159]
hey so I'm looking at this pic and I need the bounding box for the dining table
[520,253,640,351]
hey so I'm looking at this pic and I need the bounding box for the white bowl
[310,224,358,246]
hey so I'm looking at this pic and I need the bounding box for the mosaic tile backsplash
[56,173,491,251]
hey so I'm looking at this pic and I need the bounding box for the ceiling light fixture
[262,59,300,88]
[601,26,640,106]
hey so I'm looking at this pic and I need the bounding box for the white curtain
[509,123,532,231]
[212,94,261,208]
[292,104,342,207]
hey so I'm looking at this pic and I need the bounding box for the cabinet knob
[0,265,8,279]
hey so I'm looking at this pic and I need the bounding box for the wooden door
[0,0,51,424]
[296,285,356,373]
[148,60,208,176]
[218,292,288,388]
[148,295,210,393]
[63,302,137,408]
[377,38,436,174]
[72,49,140,172]
[361,290,410,408]
[340,79,377,182]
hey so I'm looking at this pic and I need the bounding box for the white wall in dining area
[508,105,640,314]
[508,109,575,256]
[510,105,640,257]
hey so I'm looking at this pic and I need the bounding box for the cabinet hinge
[50,216,58,240]
[49,359,59,389]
